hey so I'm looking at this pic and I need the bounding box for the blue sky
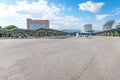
[0,0,120,31]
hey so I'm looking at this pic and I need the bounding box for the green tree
[114,31,119,36]
[4,25,18,30]
[0,26,1,28]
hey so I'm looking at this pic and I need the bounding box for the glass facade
[30,24,47,30]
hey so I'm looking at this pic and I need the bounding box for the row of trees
[0,25,18,30]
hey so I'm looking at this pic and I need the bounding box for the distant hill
[61,29,81,33]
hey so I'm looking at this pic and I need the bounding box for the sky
[0,0,120,31]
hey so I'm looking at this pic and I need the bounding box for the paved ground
[0,36,120,80]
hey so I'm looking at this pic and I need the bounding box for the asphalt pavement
[0,36,120,80]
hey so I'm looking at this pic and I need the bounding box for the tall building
[27,18,49,30]
[84,24,92,32]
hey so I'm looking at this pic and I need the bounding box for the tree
[4,25,18,30]
[0,26,1,29]
[114,31,119,36]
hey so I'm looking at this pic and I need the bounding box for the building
[103,20,115,31]
[27,18,49,30]
[84,24,92,32]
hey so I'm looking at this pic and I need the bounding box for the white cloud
[50,16,83,29]
[0,0,83,29]
[78,1,104,13]
[112,8,120,16]
[115,20,120,24]
[96,8,120,21]
[0,3,17,17]
[0,0,63,21]
[96,14,110,20]
[15,0,62,18]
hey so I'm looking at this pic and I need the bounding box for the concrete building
[27,18,49,30]
[84,24,92,32]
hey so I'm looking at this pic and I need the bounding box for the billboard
[103,20,115,30]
